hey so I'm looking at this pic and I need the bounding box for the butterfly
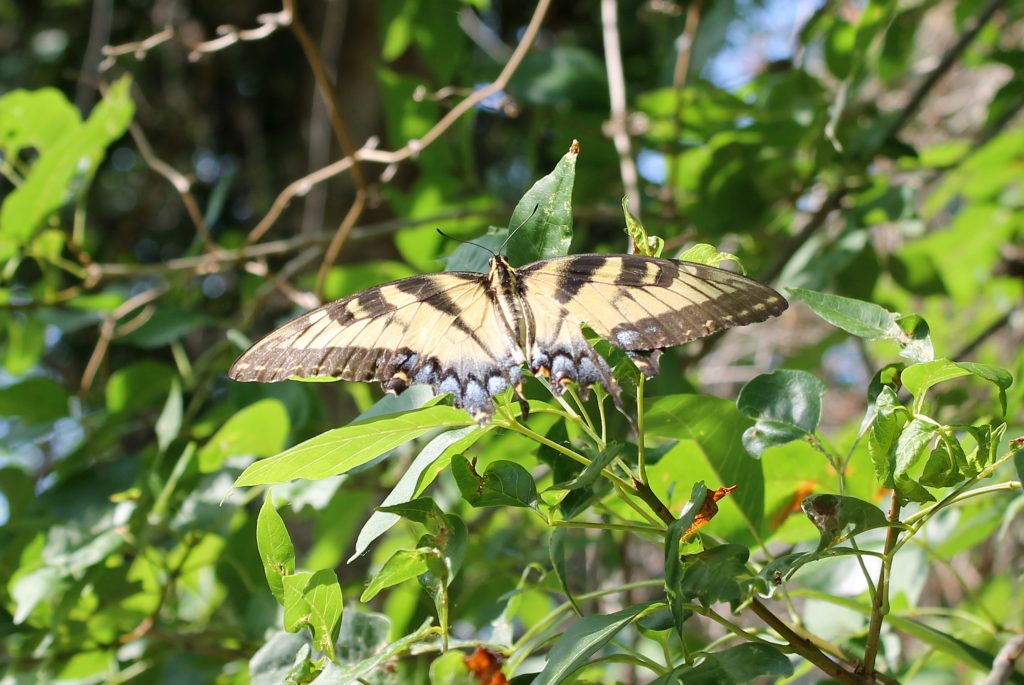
[229,251,788,423]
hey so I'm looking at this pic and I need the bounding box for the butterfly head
[487,254,518,290]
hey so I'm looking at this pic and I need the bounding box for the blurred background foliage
[0,0,1022,682]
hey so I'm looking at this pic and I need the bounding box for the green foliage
[1,2,1022,684]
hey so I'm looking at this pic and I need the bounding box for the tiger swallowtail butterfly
[229,253,788,423]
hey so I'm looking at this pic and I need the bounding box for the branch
[245,0,554,244]
[981,634,1024,685]
[883,0,1011,142]
[661,0,703,213]
[280,0,369,301]
[763,0,1009,285]
[862,495,902,677]
[749,599,861,684]
[762,186,846,284]
[99,10,291,71]
[601,0,641,236]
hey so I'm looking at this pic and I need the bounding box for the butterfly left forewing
[230,273,525,422]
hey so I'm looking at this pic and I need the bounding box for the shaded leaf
[651,643,793,685]
[737,370,826,457]
[532,602,656,685]
[801,494,889,550]
[503,140,578,266]
[452,456,537,507]
[199,398,289,473]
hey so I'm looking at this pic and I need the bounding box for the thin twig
[661,0,702,212]
[883,0,1010,141]
[749,599,861,684]
[99,10,292,71]
[764,0,1009,286]
[281,0,369,301]
[245,0,554,245]
[129,122,216,250]
[80,284,170,393]
[601,0,641,236]
[763,186,847,284]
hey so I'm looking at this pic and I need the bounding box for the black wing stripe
[554,255,606,304]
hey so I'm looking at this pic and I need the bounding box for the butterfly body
[230,253,788,423]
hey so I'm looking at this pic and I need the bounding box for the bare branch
[981,634,1024,685]
[661,0,703,213]
[99,10,292,71]
[601,0,641,239]
[245,0,554,245]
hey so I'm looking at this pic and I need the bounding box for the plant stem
[637,375,648,483]
[863,494,902,676]
[749,599,860,684]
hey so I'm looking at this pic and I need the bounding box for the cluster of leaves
[1,1,1023,684]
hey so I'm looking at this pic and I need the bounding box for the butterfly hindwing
[520,254,788,378]
[230,273,526,421]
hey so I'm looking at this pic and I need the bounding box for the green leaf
[885,614,1024,681]
[893,314,934,363]
[0,376,68,423]
[737,370,826,457]
[3,315,46,375]
[282,571,314,632]
[1,76,133,243]
[418,513,468,590]
[377,496,446,530]
[646,395,764,544]
[653,643,793,685]
[302,568,343,660]
[234,405,473,486]
[378,0,420,61]
[920,437,967,487]
[351,425,483,560]
[549,527,582,616]
[894,418,937,479]
[199,399,290,473]
[787,287,899,339]
[678,544,764,611]
[901,359,972,399]
[257,494,295,604]
[503,140,578,266]
[868,386,903,484]
[452,456,537,507]
[677,243,743,272]
[954,361,1013,416]
[116,307,213,349]
[622,197,663,257]
[532,602,656,685]
[247,630,311,683]
[155,379,183,454]
[801,494,889,550]
[0,87,81,157]
[559,441,625,491]
[360,548,432,601]
[105,360,175,413]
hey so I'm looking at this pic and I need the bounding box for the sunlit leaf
[234,405,473,486]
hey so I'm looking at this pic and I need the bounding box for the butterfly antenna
[436,229,497,258]
[498,204,540,256]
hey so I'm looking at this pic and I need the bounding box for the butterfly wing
[519,254,787,381]
[230,273,526,421]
